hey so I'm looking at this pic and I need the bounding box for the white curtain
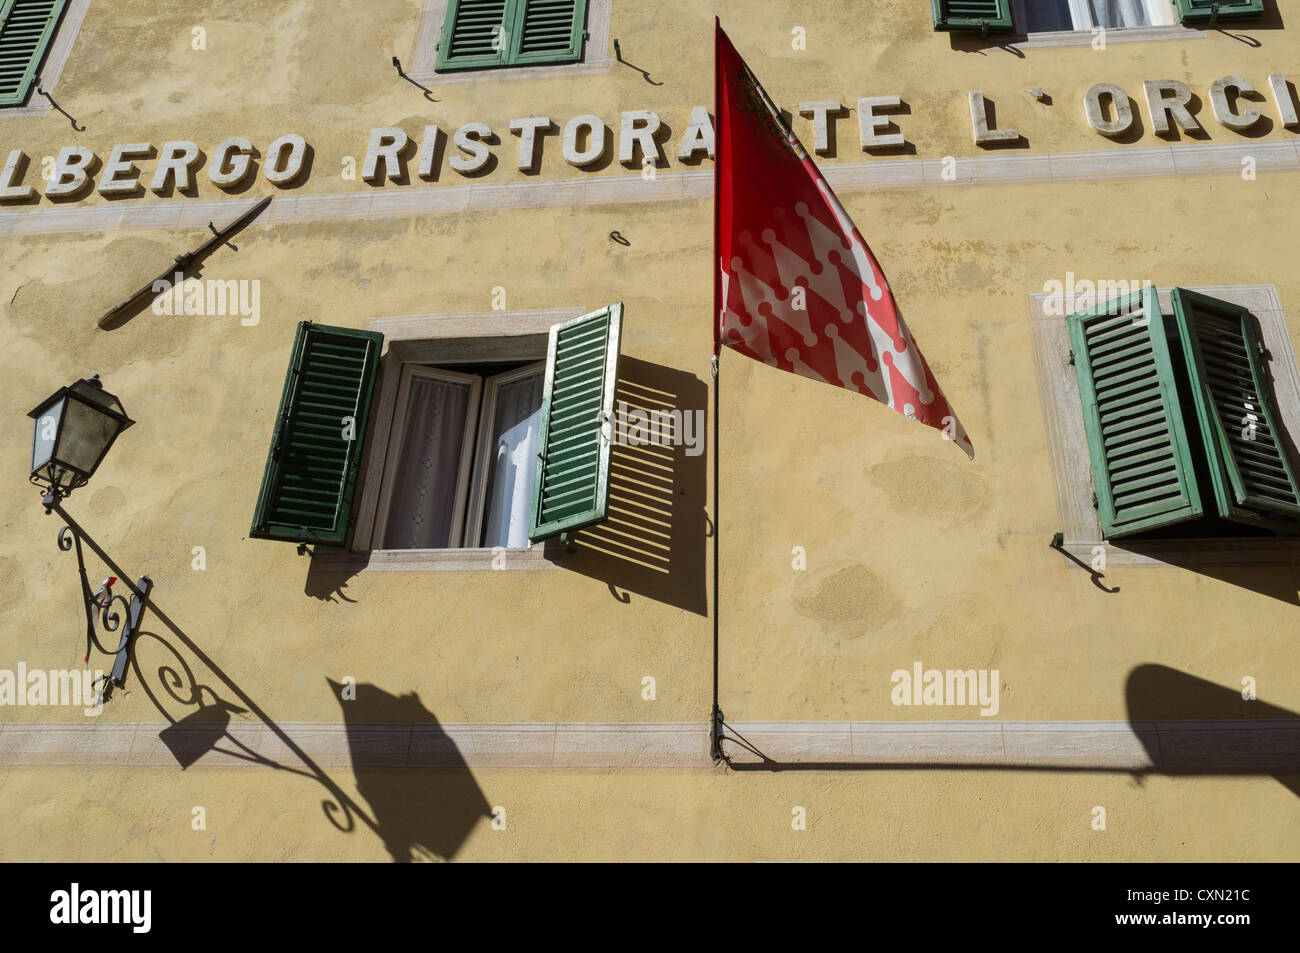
[481,373,544,548]
[1088,0,1149,27]
[1023,0,1151,30]
[383,376,470,549]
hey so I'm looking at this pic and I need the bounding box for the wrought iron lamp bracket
[54,518,152,700]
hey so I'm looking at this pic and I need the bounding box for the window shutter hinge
[1067,348,1075,365]
[1091,491,1098,509]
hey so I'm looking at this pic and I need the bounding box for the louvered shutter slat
[1171,288,1300,531]
[251,322,384,546]
[0,0,67,107]
[530,302,622,542]
[1070,287,1204,538]
[930,0,1014,33]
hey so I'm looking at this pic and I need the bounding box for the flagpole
[709,16,724,764]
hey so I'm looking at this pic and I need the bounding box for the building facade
[1,0,1297,861]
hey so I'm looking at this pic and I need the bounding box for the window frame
[463,360,547,549]
[327,309,575,571]
[372,363,484,551]
[1011,0,1177,33]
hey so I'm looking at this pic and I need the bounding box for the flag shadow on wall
[722,665,1300,799]
[549,356,709,616]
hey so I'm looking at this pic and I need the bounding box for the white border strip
[2,140,1297,239]
[1,720,1296,769]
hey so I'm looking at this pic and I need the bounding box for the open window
[1068,286,1300,541]
[250,304,624,553]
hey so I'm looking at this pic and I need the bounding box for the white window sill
[312,543,565,573]
[1015,25,1205,48]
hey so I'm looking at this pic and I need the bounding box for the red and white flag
[714,21,973,458]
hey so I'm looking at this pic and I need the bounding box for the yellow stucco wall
[1,0,1297,860]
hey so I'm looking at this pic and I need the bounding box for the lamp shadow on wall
[723,664,1300,800]
[328,679,492,862]
[53,509,486,861]
[549,356,708,616]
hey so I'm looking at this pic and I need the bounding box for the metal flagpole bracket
[710,706,726,763]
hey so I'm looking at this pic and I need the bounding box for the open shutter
[530,302,622,542]
[1170,289,1300,533]
[1069,286,1204,539]
[1173,0,1264,24]
[251,322,384,547]
[0,0,68,107]
[930,0,1014,33]
[436,0,513,71]
[508,0,586,66]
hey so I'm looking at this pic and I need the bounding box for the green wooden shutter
[509,0,586,66]
[1170,289,1300,533]
[437,0,586,71]
[436,0,513,71]
[0,0,68,107]
[1173,0,1264,23]
[251,322,384,546]
[530,302,622,542]
[1069,286,1204,539]
[931,0,1014,33]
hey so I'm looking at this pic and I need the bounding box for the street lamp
[28,374,150,696]
[28,374,134,509]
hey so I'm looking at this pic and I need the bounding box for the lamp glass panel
[56,397,120,475]
[31,397,65,472]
